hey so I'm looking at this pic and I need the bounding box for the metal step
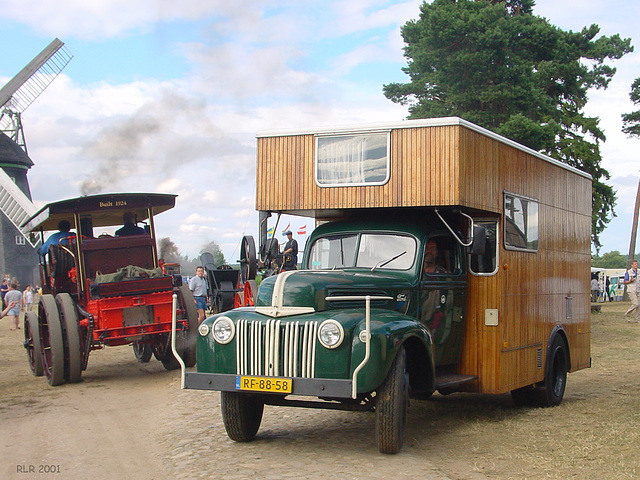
[0,168,39,247]
[434,374,478,390]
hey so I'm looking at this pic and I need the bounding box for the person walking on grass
[623,259,639,323]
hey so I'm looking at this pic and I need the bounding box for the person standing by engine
[282,230,298,271]
[623,259,639,322]
[189,266,208,324]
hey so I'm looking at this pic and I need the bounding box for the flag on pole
[297,225,307,235]
[281,223,291,236]
[266,227,275,238]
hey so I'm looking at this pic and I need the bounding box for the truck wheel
[56,293,83,383]
[221,391,264,442]
[178,285,198,367]
[38,295,65,386]
[24,311,43,376]
[535,335,568,407]
[375,346,409,454]
[133,341,152,362]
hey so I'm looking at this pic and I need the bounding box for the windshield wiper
[371,251,407,272]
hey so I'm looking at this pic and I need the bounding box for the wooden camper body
[255,117,591,394]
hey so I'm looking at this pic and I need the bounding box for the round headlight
[318,319,344,349]
[198,323,210,336]
[212,316,235,344]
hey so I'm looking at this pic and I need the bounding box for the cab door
[419,234,467,366]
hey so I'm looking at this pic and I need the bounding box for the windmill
[0,38,72,284]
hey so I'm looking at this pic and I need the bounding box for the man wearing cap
[282,230,298,271]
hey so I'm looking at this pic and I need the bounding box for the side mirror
[469,225,486,255]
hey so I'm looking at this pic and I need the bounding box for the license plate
[236,376,293,393]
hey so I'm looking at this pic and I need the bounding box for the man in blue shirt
[40,220,75,255]
[188,266,208,324]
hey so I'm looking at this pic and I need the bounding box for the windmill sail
[0,38,73,151]
[0,168,39,247]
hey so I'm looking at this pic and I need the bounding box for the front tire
[375,346,409,454]
[221,392,264,442]
[133,341,153,363]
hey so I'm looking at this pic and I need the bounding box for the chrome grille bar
[236,319,317,378]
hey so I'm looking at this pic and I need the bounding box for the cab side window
[470,220,499,275]
[422,235,461,277]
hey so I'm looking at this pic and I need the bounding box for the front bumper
[184,372,353,398]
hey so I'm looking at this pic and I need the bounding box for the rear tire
[221,392,264,442]
[39,295,65,386]
[375,346,409,454]
[24,311,43,376]
[535,335,568,407]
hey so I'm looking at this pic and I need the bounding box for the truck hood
[254,269,411,318]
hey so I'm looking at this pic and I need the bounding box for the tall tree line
[383,0,633,251]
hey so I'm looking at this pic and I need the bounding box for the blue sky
[1,0,639,264]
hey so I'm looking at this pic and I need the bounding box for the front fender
[352,310,433,394]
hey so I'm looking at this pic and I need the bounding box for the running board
[435,374,478,390]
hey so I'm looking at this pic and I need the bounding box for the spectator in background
[0,278,8,308]
[4,283,22,330]
[281,230,298,271]
[189,266,208,324]
[22,285,33,312]
[591,276,599,303]
[623,260,639,323]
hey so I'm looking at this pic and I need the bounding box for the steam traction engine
[22,193,198,386]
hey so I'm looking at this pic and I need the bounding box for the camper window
[315,132,390,187]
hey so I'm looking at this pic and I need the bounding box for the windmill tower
[0,38,72,286]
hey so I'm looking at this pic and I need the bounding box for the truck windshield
[307,233,416,270]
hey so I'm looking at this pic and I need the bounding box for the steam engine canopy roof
[22,192,177,232]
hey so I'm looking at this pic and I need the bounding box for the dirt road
[2,302,639,480]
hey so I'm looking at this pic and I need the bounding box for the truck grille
[236,319,318,378]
